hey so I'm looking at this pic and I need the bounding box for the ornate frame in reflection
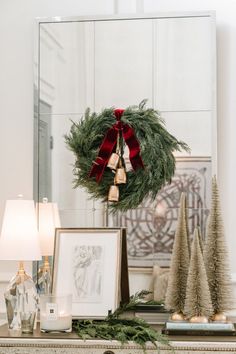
[52,228,124,319]
[109,157,211,268]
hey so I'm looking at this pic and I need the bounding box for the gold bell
[108,185,119,202]
[114,167,127,184]
[107,153,120,170]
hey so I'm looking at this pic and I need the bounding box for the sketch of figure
[73,245,103,302]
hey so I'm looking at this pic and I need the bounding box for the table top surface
[0,324,235,343]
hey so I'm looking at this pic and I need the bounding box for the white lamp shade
[37,202,61,256]
[0,200,42,261]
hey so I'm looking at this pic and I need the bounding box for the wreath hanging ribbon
[89,108,144,182]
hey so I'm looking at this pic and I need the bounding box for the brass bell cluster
[107,141,127,202]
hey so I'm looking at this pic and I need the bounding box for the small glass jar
[40,294,72,332]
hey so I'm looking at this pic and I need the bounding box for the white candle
[40,314,72,332]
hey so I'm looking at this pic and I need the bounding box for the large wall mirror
[34,13,216,290]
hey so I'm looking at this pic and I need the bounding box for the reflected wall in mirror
[109,156,212,268]
[34,13,216,275]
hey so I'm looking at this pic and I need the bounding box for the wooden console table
[0,324,236,353]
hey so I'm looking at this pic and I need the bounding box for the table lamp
[37,198,61,294]
[0,198,42,332]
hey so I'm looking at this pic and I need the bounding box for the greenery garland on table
[73,291,171,352]
[65,100,189,212]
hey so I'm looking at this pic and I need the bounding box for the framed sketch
[109,156,211,268]
[52,228,129,319]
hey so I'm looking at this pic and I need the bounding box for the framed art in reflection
[52,228,129,319]
[109,156,211,268]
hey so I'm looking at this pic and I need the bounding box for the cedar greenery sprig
[73,291,171,352]
[108,290,163,319]
[65,100,189,212]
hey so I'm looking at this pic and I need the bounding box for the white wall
[1,0,236,310]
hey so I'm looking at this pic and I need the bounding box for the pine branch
[74,318,170,350]
[73,290,171,352]
[108,291,164,320]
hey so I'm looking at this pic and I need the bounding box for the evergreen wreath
[65,100,189,212]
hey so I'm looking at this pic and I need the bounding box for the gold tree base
[190,316,208,323]
[212,313,227,322]
[170,312,185,321]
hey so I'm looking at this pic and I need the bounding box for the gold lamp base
[190,315,208,323]
[38,256,52,294]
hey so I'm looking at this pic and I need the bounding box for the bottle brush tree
[198,226,204,254]
[204,176,233,319]
[184,228,213,321]
[165,192,190,318]
[184,197,191,256]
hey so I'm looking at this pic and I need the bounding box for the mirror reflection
[35,14,216,275]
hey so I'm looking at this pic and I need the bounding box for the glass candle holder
[40,294,72,332]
